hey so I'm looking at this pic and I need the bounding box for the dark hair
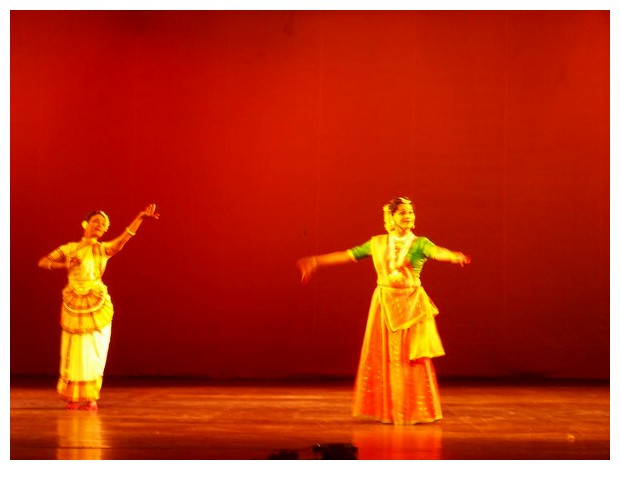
[85,210,106,221]
[84,210,110,229]
[387,196,414,214]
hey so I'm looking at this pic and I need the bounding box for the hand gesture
[454,252,471,267]
[66,257,81,269]
[141,203,160,220]
[297,256,318,284]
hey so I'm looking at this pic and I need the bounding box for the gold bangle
[125,227,136,236]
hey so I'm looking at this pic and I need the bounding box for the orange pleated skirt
[352,286,444,425]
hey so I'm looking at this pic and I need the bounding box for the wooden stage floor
[9,376,610,461]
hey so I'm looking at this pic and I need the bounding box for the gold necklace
[388,231,414,272]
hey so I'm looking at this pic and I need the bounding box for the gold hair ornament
[383,204,395,233]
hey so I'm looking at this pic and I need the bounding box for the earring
[81,220,88,229]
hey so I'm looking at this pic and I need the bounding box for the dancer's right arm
[297,251,354,284]
[38,254,79,270]
[38,256,61,270]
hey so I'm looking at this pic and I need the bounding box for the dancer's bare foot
[66,402,80,410]
[79,401,98,411]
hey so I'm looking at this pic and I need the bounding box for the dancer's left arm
[105,204,160,256]
[431,246,471,267]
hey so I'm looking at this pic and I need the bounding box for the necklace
[388,231,415,272]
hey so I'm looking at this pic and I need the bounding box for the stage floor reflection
[10,377,609,460]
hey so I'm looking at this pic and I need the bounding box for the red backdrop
[10,10,609,380]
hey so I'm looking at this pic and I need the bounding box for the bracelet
[48,258,53,270]
[125,227,136,236]
[311,256,318,268]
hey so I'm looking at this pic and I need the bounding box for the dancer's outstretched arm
[297,251,354,284]
[105,203,160,256]
[431,246,471,267]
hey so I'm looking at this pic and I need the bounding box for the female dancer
[297,196,470,425]
[38,204,160,410]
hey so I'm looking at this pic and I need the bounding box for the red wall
[10,11,609,380]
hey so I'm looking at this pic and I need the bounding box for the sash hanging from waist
[378,284,438,332]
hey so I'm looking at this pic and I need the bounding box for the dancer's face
[393,203,415,232]
[84,214,109,238]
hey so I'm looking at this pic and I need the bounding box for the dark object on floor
[313,443,358,460]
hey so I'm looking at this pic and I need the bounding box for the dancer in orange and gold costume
[38,204,160,411]
[297,197,470,425]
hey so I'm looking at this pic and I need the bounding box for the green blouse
[348,236,436,278]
